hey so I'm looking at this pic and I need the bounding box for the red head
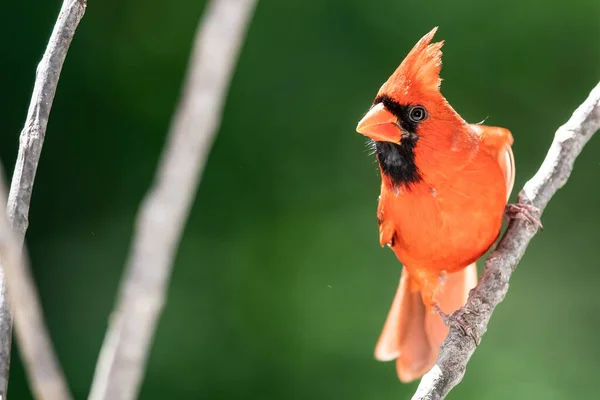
[356,28,473,188]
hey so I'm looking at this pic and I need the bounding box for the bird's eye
[409,106,427,122]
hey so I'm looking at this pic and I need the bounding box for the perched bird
[356,27,516,382]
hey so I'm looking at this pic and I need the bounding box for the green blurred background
[2,0,600,399]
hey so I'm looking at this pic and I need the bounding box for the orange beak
[356,103,402,144]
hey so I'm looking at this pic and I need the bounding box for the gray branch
[87,1,257,399]
[0,0,86,399]
[412,81,600,400]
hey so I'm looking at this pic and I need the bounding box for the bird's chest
[378,175,505,272]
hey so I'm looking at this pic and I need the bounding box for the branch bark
[1,0,87,399]
[412,81,600,400]
[87,1,257,399]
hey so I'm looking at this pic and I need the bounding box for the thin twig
[0,171,38,397]
[1,0,87,399]
[412,81,600,400]
[87,1,257,399]
[0,180,72,400]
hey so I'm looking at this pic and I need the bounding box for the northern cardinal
[356,27,515,382]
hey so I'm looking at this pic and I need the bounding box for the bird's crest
[378,27,444,100]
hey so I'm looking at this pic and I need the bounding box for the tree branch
[412,81,600,400]
[1,0,87,399]
[0,179,72,400]
[87,1,257,399]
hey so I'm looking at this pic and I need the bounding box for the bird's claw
[453,309,481,346]
[504,203,543,231]
[433,305,481,346]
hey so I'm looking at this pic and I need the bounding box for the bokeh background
[2,0,600,399]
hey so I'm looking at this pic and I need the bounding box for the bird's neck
[377,120,479,192]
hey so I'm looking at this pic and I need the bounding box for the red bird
[356,27,515,382]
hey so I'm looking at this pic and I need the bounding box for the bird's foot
[453,308,481,346]
[433,304,481,346]
[504,203,543,231]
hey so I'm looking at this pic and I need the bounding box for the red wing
[470,124,515,200]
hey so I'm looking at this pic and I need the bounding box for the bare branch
[87,1,257,399]
[8,0,86,243]
[0,0,87,399]
[412,81,600,400]
[0,179,72,400]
